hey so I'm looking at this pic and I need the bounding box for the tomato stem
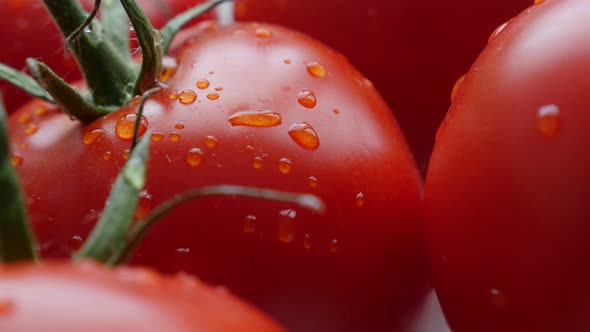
[0,95,38,263]
[107,185,326,265]
[131,86,162,151]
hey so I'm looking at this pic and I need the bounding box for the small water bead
[489,288,509,307]
[175,123,185,130]
[297,90,317,108]
[196,79,210,89]
[186,148,204,167]
[25,124,38,135]
[169,133,181,142]
[534,0,544,4]
[306,62,326,78]
[160,56,178,82]
[169,92,180,100]
[243,215,257,233]
[83,129,104,145]
[536,104,560,137]
[151,132,164,142]
[252,156,263,169]
[288,122,320,150]
[35,107,48,116]
[303,233,312,249]
[451,75,466,102]
[308,176,319,189]
[277,209,297,244]
[355,192,366,207]
[228,110,282,127]
[115,113,148,140]
[255,27,272,38]
[489,21,510,44]
[122,149,130,160]
[132,96,141,104]
[332,108,341,114]
[178,89,197,104]
[278,158,292,174]
[284,59,292,64]
[18,113,32,124]
[329,239,339,253]
[207,92,220,100]
[10,153,23,166]
[205,135,218,148]
[134,190,152,219]
[215,87,224,91]
[103,151,112,161]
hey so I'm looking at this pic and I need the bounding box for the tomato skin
[425,0,590,331]
[8,22,427,331]
[234,0,532,172]
[0,261,284,331]
[0,0,210,113]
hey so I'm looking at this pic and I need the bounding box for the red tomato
[425,0,590,331]
[0,0,210,113]
[0,261,283,331]
[8,22,427,331]
[234,0,532,172]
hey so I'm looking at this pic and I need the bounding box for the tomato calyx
[0,0,228,123]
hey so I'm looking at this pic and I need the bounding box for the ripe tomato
[8,22,427,331]
[425,0,590,331]
[0,0,210,113]
[234,0,532,172]
[0,261,283,331]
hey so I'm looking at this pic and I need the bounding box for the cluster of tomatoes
[1,0,588,331]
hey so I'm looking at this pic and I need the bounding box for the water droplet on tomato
[128,22,135,31]
[303,233,312,249]
[228,110,282,127]
[489,20,510,44]
[297,90,317,108]
[83,128,104,145]
[306,62,326,78]
[288,122,320,150]
[151,132,164,142]
[169,133,181,142]
[115,113,148,141]
[25,124,38,135]
[178,89,197,104]
[134,190,152,219]
[205,135,218,148]
[175,122,185,130]
[103,151,112,160]
[534,0,544,4]
[34,107,49,116]
[0,299,15,316]
[308,176,319,189]
[169,92,180,100]
[332,108,341,115]
[355,192,366,207]
[122,149,130,160]
[252,156,263,169]
[207,92,220,100]
[160,56,178,82]
[215,87,223,91]
[18,113,32,124]
[329,239,339,253]
[536,104,560,137]
[196,79,210,89]
[10,153,23,166]
[278,158,292,174]
[277,209,297,244]
[186,148,204,167]
[451,75,466,103]
[68,235,84,251]
[243,215,257,233]
[490,288,509,307]
[255,27,272,38]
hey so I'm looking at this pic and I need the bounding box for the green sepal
[101,0,132,61]
[0,95,38,263]
[108,185,325,265]
[160,0,230,53]
[74,132,151,263]
[119,0,162,94]
[27,59,114,123]
[0,63,54,104]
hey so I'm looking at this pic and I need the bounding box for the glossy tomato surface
[234,0,532,172]
[0,261,283,332]
[425,0,590,331]
[9,22,426,331]
[0,0,210,112]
